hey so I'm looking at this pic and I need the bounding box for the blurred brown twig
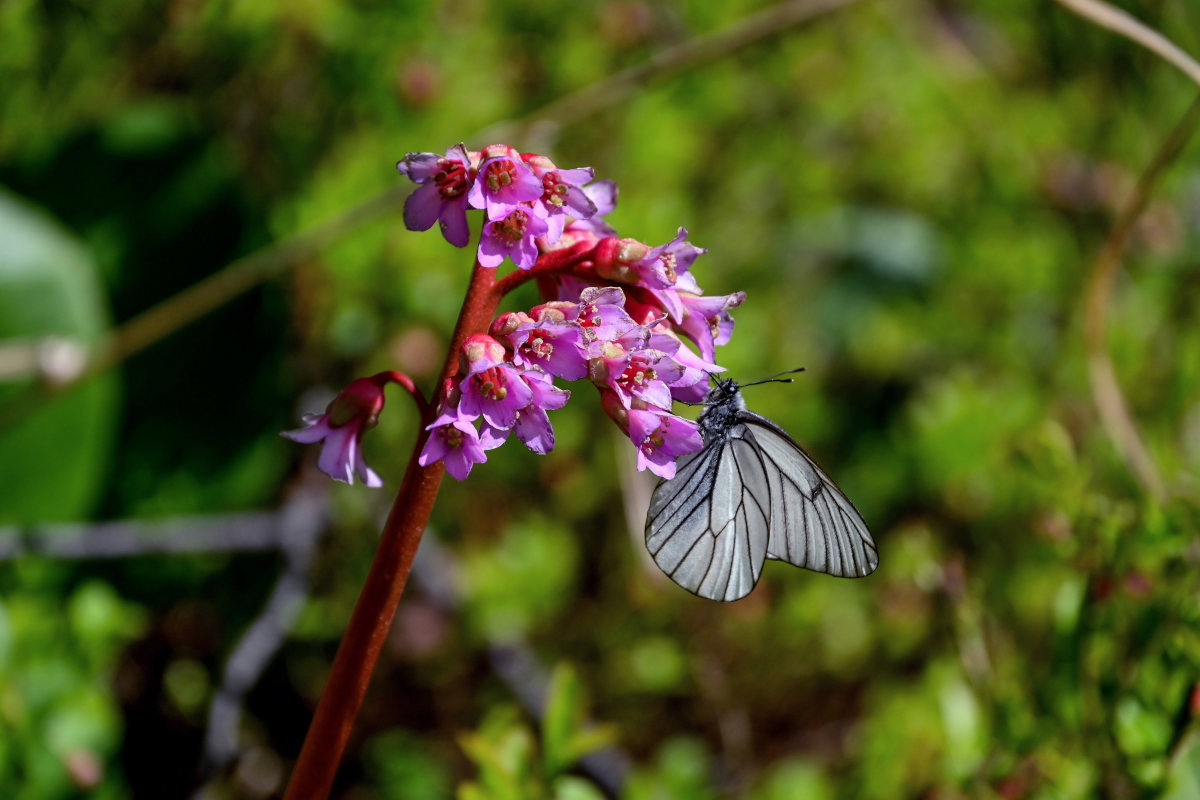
[1056,0,1200,500]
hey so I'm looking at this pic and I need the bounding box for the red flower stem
[283,260,499,800]
[491,240,598,298]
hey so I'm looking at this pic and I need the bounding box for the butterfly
[644,371,878,601]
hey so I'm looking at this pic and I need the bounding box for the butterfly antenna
[740,367,806,388]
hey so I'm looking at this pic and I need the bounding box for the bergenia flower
[524,154,597,244]
[458,335,534,428]
[652,327,723,403]
[678,289,746,362]
[627,407,704,479]
[567,286,638,345]
[503,310,589,381]
[637,227,706,287]
[282,375,389,486]
[468,144,542,218]
[588,327,684,410]
[567,180,618,237]
[478,207,549,270]
[397,143,475,247]
[419,407,489,480]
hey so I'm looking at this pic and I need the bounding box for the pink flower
[627,408,704,479]
[566,180,618,237]
[567,286,638,345]
[458,338,534,429]
[587,326,685,410]
[677,289,746,362]
[468,145,543,218]
[507,312,588,381]
[651,327,723,404]
[524,154,597,244]
[397,143,475,247]
[282,376,389,486]
[478,207,549,270]
[419,407,490,480]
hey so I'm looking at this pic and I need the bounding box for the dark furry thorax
[698,379,746,440]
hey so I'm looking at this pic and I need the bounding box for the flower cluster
[285,143,745,484]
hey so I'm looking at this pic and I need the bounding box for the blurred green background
[3,0,1200,797]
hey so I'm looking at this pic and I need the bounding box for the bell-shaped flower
[506,311,588,381]
[677,289,746,362]
[627,407,704,479]
[458,338,534,429]
[566,180,618,237]
[468,144,543,218]
[397,143,475,247]
[524,154,597,244]
[478,206,548,270]
[282,376,389,486]
[418,405,490,481]
[483,369,571,455]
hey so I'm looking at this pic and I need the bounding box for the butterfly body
[645,378,878,601]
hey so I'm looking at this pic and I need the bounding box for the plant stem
[282,261,499,800]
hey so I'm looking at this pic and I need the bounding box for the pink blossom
[478,207,549,270]
[468,145,543,218]
[397,144,475,247]
[627,407,704,479]
[282,376,388,486]
[507,314,588,381]
[677,290,746,362]
[566,180,618,237]
[419,408,489,480]
[458,342,534,429]
[525,154,597,244]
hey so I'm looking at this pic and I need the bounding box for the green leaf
[542,663,615,778]
[0,187,118,523]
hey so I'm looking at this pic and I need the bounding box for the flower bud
[462,333,506,372]
[490,311,531,339]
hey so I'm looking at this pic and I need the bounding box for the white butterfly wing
[740,413,878,578]
[645,425,771,601]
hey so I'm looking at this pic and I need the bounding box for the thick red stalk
[283,261,498,800]
[282,248,598,799]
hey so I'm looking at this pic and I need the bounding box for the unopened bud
[490,312,529,338]
[463,333,506,368]
[522,153,556,172]
[599,388,628,432]
[480,143,518,160]
[531,302,571,323]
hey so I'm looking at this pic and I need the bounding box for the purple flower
[677,289,746,362]
[478,207,549,270]
[566,180,618,237]
[397,143,475,247]
[459,353,534,429]
[467,146,543,218]
[651,327,723,403]
[509,314,588,381]
[627,407,704,479]
[525,155,597,244]
[568,286,638,345]
[587,326,684,410]
[419,408,489,481]
[282,376,387,487]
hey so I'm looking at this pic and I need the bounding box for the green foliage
[0,189,118,523]
[456,664,612,800]
[0,580,146,799]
